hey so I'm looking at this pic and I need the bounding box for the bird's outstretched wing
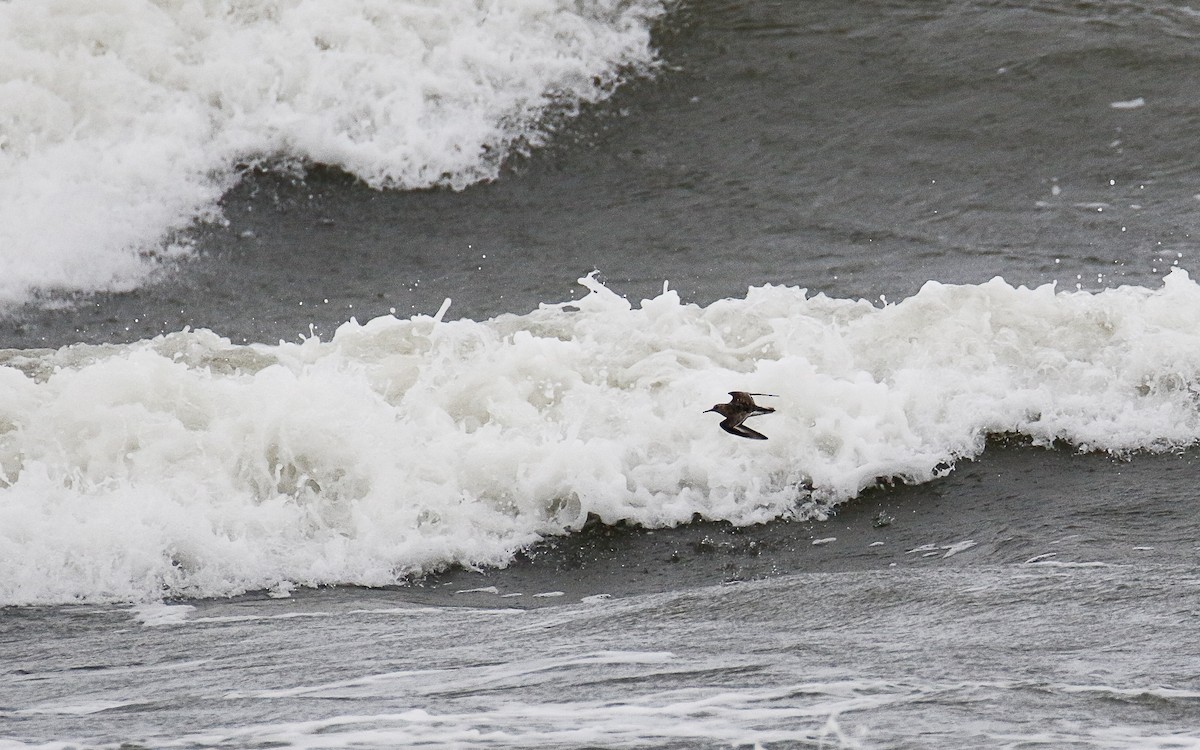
[726,391,756,406]
[729,391,777,406]
[720,416,769,440]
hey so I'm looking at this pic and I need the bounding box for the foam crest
[4,271,1200,604]
[0,0,665,305]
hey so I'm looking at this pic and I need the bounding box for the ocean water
[4,0,1200,747]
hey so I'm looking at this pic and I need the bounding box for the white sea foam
[132,602,195,626]
[1110,97,1146,109]
[184,650,876,749]
[5,271,1200,604]
[0,0,666,305]
[143,694,871,749]
[18,699,144,715]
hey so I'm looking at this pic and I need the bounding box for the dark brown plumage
[704,391,777,440]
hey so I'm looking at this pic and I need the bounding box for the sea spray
[4,271,1200,604]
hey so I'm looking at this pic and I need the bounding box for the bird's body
[705,391,777,440]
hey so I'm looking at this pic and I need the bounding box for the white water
[0,0,665,305]
[4,271,1200,605]
[5,566,1197,749]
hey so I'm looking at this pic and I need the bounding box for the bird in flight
[705,391,777,440]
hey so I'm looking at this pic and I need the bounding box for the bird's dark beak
[703,407,716,413]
